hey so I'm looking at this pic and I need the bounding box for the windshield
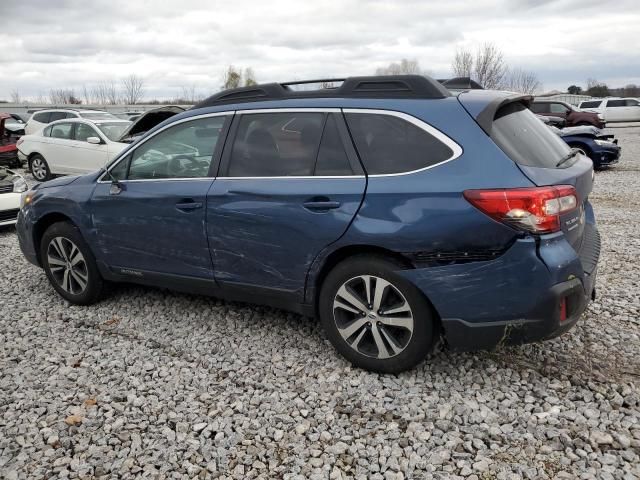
[96,122,132,142]
[80,112,117,120]
[492,102,572,168]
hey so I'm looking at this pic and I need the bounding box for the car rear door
[90,113,231,282]
[206,109,366,302]
[45,122,77,173]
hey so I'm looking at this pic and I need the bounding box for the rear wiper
[556,149,579,168]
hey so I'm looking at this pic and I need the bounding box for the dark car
[16,75,600,373]
[531,100,605,128]
[551,125,621,170]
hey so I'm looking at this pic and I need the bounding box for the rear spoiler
[438,77,484,90]
[475,94,533,136]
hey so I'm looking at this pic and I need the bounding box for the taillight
[463,186,578,234]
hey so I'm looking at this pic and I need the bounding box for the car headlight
[11,176,28,193]
[20,190,34,209]
[594,139,614,147]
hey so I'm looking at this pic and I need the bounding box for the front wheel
[40,222,105,305]
[319,255,436,373]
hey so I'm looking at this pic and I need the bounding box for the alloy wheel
[31,158,47,180]
[47,237,89,295]
[332,275,414,359]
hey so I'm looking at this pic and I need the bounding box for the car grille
[0,208,19,222]
[0,184,13,194]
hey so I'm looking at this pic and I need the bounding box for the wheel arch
[32,212,76,265]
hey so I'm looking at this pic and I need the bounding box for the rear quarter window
[491,102,571,168]
[345,112,454,175]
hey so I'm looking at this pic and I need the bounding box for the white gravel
[1,126,639,479]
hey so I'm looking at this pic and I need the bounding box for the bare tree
[244,68,257,86]
[586,78,610,97]
[375,58,423,76]
[474,43,507,90]
[49,89,81,104]
[122,74,145,105]
[451,49,473,78]
[223,65,243,89]
[82,84,91,105]
[10,89,21,103]
[503,68,541,94]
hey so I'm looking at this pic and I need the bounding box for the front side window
[125,115,227,180]
[74,123,99,142]
[345,112,454,175]
[49,122,74,140]
[530,103,549,114]
[626,99,639,106]
[550,103,568,114]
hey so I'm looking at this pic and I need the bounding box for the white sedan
[17,118,132,181]
[0,167,28,226]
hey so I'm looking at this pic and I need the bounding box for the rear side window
[530,103,549,114]
[49,123,74,140]
[225,112,324,177]
[580,101,601,109]
[626,99,639,106]
[32,112,51,123]
[314,114,354,176]
[491,102,571,168]
[607,100,626,107]
[345,113,453,175]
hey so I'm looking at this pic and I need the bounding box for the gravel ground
[1,127,639,480]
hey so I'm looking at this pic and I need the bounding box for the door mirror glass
[86,136,101,144]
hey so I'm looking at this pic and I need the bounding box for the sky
[1,0,639,102]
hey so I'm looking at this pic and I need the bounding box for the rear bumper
[399,224,600,351]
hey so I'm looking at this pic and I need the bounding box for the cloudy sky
[1,0,639,102]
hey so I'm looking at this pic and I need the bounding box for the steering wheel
[167,155,198,177]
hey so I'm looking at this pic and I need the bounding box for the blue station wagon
[16,75,600,372]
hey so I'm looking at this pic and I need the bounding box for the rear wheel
[40,222,105,305]
[319,255,436,373]
[30,154,51,181]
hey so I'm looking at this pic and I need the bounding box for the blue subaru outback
[16,75,600,373]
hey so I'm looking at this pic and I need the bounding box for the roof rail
[438,77,484,91]
[192,75,451,109]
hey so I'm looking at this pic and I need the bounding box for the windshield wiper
[556,149,579,168]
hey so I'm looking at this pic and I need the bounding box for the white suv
[24,109,118,135]
[578,97,640,122]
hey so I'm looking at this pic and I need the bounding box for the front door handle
[303,198,341,211]
[176,201,203,211]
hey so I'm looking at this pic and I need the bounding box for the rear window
[491,102,571,168]
[345,113,454,175]
[580,101,601,109]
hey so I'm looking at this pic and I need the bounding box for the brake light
[463,186,578,234]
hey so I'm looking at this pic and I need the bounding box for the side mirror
[87,136,101,144]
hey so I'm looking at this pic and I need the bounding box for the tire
[319,255,436,373]
[30,154,51,182]
[40,221,105,305]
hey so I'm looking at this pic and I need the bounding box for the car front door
[207,110,366,303]
[549,103,569,119]
[68,122,110,173]
[90,113,231,282]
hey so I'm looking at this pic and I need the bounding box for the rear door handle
[176,201,203,211]
[303,200,341,211]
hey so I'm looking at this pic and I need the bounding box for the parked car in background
[0,167,27,226]
[579,98,640,122]
[16,75,600,373]
[4,114,26,136]
[0,113,21,168]
[531,100,605,128]
[550,125,621,170]
[18,119,132,181]
[24,109,118,135]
